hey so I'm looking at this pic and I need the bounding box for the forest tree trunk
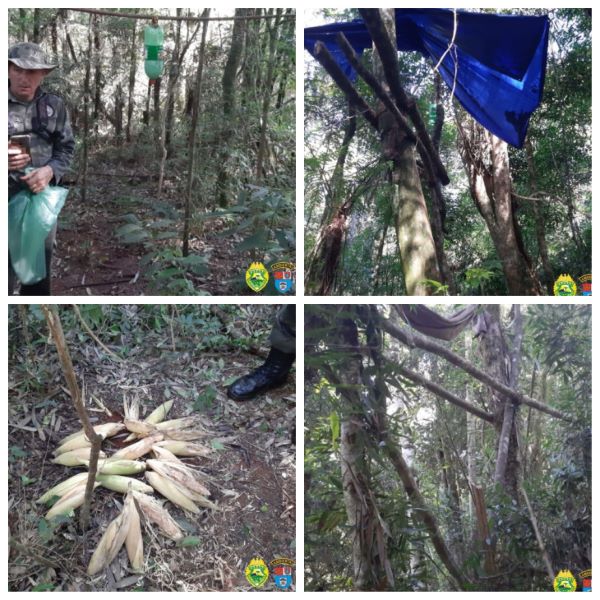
[458,120,542,295]
[373,9,441,295]
[126,14,137,143]
[81,15,93,202]
[216,8,248,207]
[255,9,282,181]
[182,9,210,257]
[525,140,554,293]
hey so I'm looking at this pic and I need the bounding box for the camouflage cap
[8,42,57,71]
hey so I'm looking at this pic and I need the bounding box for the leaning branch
[393,363,495,423]
[335,32,416,144]
[379,315,574,423]
[359,8,450,185]
[72,304,122,362]
[41,305,102,531]
[313,41,380,130]
[381,437,469,589]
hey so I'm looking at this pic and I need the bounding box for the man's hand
[21,165,54,194]
[8,145,31,171]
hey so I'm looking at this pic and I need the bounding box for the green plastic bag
[8,184,68,285]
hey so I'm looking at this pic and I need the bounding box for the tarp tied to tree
[304,9,590,296]
[305,9,549,148]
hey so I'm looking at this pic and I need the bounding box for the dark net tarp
[398,305,479,341]
[304,9,549,148]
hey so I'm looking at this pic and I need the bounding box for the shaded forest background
[304,9,590,296]
[9,9,295,295]
[304,304,590,591]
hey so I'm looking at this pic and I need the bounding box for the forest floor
[49,159,290,296]
[8,334,296,591]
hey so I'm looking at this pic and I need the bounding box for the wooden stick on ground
[72,304,122,362]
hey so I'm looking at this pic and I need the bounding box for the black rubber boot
[227,348,295,401]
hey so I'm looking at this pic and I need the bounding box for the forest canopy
[304,9,591,296]
[304,304,590,591]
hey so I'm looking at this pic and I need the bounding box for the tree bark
[33,9,41,43]
[458,120,542,295]
[525,140,554,293]
[92,15,102,135]
[41,305,102,531]
[126,14,138,143]
[164,11,183,155]
[367,9,442,295]
[80,15,93,202]
[182,9,210,257]
[255,9,282,181]
[216,9,248,207]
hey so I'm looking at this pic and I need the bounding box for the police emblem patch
[553,274,577,297]
[270,557,295,590]
[580,569,591,592]
[245,557,269,588]
[553,569,577,592]
[270,261,295,294]
[245,262,269,293]
[578,274,591,296]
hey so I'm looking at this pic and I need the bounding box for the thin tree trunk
[33,9,41,43]
[153,77,161,125]
[465,332,478,527]
[158,15,200,195]
[92,15,102,135]
[370,9,441,295]
[216,8,248,207]
[81,15,93,202]
[526,140,554,293]
[305,103,357,293]
[372,222,389,292]
[41,305,102,531]
[255,9,282,181]
[19,8,28,41]
[126,15,138,143]
[182,9,210,256]
[165,11,183,154]
[382,439,469,589]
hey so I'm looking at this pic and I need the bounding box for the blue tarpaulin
[304,9,549,148]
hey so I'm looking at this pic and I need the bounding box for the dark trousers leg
[269,304,296,354]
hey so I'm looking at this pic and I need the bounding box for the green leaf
[236,230,269,251]
[211,439,225,450]
[116,223,144,236]
[193,386,217,412]
[38,518,53,542]
[31,583,55,592]
[21,474,36,486]
[10,446,27,460]
[329,412,340,449]
[178,536,202,547]
[260,504,269,513]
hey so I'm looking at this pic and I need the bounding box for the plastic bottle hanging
[144,16,164,82]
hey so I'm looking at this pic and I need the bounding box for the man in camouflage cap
[8,42,75,295]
